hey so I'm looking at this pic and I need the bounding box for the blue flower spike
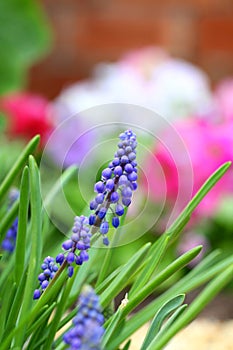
[63,285,105,350]
[1,189,20,253]
[34,215,91,299]
[89,129,137,245]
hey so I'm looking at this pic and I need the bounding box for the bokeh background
[29,0,233,98]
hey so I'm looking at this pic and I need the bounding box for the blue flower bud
[62,240,73,250]
[115,204,124,216]
[33,289,41,300]
[71,233,79,242]
[94,181,105,193]
[44,269,51,277]
[95,193,104,204]
[112,157,120,166]
[80,250,89,262]
[68,265,74,277]
[110,191,119,203]
[98,207,107,219]
[121,155,129,164]
[128,171,138,181]
[41,280,49,289]
[101,168,112,179]
[89,214,96,225]
[100,222,109,235]
[56,253,65,264]
[119,175,128,186]
[75,256,83,265]
[112,216,120,228]
[124,163,134,173]
[38,273,46,282]
[67,252,75,264]
[117,148,125,157]
[114,165,123,176]
[90,200,98,210]
[122,187,132,198]
[122,197,131,207]
[106,179,115,191]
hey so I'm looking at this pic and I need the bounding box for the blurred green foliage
[0,0,52,95]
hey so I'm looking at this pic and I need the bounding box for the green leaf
[148,304,187,348]
[140,294,185,350]
[43,275,77,349]
[121,340,131,350]
[102,309,122,348]
[130,235,169,297]
[0,135,40,200]
[121,246,202,318]
[0,281,17,340]
[100,243,151,308]
[25,303,56,339]
[96,266,123,295]
[150,264,233,350]
[43,165,78,208]
[165,162,231,240]
[96,207,129,286]
[14,166,29,285]
[4,272,27,336]
[13,156,42,348]
[110,253,233,350]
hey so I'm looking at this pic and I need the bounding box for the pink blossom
[144,118,233,218]
[1,92,53,145]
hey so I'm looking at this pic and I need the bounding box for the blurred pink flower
[214,78,233,122]
[1,92,52,145]
[144,118,233,217]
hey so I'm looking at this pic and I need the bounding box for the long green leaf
[14,166,29,285]
[0,135,40,200]
[165,162,231,239]
[4,272,27,336]
[44,276,76,349]
[25,303,56,339]
[13,156,42,348]
[100,243,151,308]
[140,294,185,350]
[150,264,233,350]
[148,304,187,348]
[130,235,169,296]
[96,208,128,286]
[109,254,233,349]
[43,165,78,208]
[121,246,202,318]
[0,281,17,340]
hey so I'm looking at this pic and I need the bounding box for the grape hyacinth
[33,256,59,299]
[1,218,18,253]
[1,189,19,253]
[34,216,91,299]
[89,129,137,245]
[60,215,91,268]
[63,285,105,350]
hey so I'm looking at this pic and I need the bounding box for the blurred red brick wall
[29,0,233,98]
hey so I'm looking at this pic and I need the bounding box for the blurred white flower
[47,47,213,166]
